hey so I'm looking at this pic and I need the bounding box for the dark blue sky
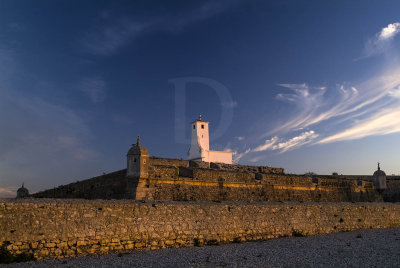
[1,0,400,196]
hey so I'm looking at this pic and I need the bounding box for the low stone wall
[192,168,256,183]
[189,161,210,169]
[210,162,284,174]
[1,199,399,260]
[146,177,380,202]
[149,165,178,179]
[149,157,189,168]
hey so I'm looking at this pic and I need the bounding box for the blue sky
[1,0,400,197]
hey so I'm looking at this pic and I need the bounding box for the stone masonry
[1,199,399,260]
[32,156,387,202]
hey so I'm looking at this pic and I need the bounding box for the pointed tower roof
[373,162,386,177]
[127,136,149,156]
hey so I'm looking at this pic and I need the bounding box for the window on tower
[193,125,195,129]
[201,124,204,129]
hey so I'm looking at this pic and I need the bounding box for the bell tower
[188,114,209,161]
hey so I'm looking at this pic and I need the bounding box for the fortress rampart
[1,199,399,260]
[31,157,394,202]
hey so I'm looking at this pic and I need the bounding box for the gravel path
[2,228,400,268]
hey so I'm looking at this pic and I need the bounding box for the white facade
[187,116,233,164]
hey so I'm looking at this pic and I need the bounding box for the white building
[187,115,233,164]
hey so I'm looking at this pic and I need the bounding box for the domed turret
[16,183,29,198]
[127,136,149,178]
[127,136,149,156]
[373,163,387,191]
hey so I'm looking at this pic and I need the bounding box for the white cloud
[233,148,251,163]
[253,136,278,152]
[235,136,245,141]
[234,67,400,160]
[379,22,400,40]
[264,67,400,150]
[79,76,107,103]
[233,24,400,163]
[249,131,318,155]
[272,131,319,153]
[318,105,400,144]
[364,22,400,58]
[271,68,400,137]
[271,83,348,134]
[389,86,400,99]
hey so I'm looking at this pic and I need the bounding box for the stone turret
[16,183,29,198]
[373,163,387,192]
[127,136,149,178]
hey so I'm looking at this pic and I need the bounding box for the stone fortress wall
[384,176,400,202]
[31,156,399,202]
[1,199,400,260]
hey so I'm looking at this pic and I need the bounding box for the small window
[193,125,195,129]
[201,124,204,129]
[134,158,137,162]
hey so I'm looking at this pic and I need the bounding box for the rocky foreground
[2,228,399,267]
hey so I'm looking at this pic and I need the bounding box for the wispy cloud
[83,19,146,56]
[235,136,245,141]
[319,103,400,144]
[254,131,319,153]
[166,1,238,32]
[364,22,400,58]
[0,50,101,192]
[233,148,251,163]
[253,136,278,152]
[233,23,400,162]
[79,76,107,103]
[251,67,400,155]
[270,83,358,134]
[82,1,238,56]
[272,131,319,153]
[221,100,238,108]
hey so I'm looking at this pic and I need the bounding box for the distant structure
[16,183,29,198]
[127,136,149,178]
[30,126,400,203]
[187,115,233,164]
[373,162,387,192]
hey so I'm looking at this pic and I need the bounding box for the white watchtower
[187,114,232,164]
